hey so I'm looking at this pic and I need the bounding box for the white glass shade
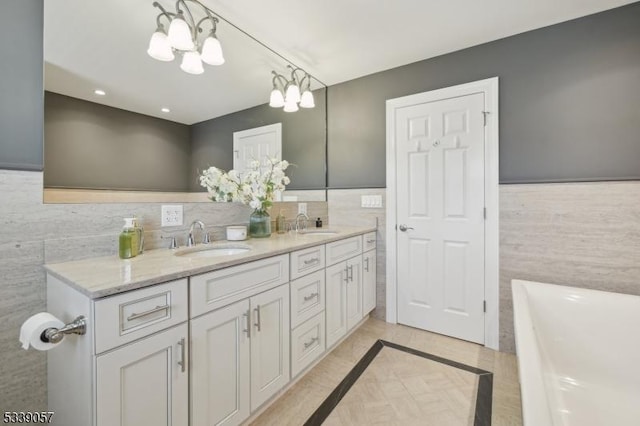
[168,15,194,51]
[283,100,299,113]
[201,35,225,66]
[269,89,285,108]
[299,90,315,108]
[147,31,174,62]
[285,84,301,104]
[180,51,204,75]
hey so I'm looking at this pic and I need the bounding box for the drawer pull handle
[127,304,169,321]
[254,306,261,332]
[177,338,186,373]
[367,239,376,244]
[303,258,319,265]
[343,268,349,283]
[348,265,354,282]
[364,258,370,272]
[303,292,319,302]
[304,336,319,350]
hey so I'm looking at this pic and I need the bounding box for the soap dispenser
[276,210,286,234]
[119,218,137,259]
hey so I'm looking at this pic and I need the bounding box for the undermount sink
[175,243,252,258]
[299,230,339,235]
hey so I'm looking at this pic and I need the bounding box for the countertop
[44,226,376,299]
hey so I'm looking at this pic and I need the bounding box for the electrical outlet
[161,205,183,227]
[361,195,383,208]
[298,202,307,215]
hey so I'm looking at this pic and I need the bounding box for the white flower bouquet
[199,158,291,213]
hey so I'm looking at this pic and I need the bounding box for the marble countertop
[44,226,376,299]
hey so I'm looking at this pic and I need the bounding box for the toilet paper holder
[40,315,87,344]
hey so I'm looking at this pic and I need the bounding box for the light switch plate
[298,202,307,215]
[361,195,383,208]
[161,205,183,227]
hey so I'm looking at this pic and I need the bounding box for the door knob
[398,224,414,232]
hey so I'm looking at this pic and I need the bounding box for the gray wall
[0,0,43,171]
[190,88,326,191]
[44,92,192,191]
[328,2,640,187]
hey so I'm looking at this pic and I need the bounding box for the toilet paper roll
[19,312,65,351]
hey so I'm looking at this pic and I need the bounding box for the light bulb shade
[168,15,194,51]
[269,89,285,108]
[201,35,225,66]
[285,84,301,104]
[147,31,174,61]
[299,90,315,108]
[180,51,204,74]
[283,100,299,113]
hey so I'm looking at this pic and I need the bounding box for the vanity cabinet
[96,323,189,426]
[362,232,377,315]
[46,229,376,426]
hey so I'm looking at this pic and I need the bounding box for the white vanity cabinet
[362,232,377,315]
[190,258,290,425]
[325,236,365,349]
[96,323,189,426]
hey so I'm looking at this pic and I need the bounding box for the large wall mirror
[43,0,327,203]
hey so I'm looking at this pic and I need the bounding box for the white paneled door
[395,91,486,344]
[233,123,282,174]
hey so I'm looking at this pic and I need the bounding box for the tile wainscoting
[0,169,327,411]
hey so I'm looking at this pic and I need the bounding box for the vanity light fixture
[270,65,315,112]
[147,0,225,75]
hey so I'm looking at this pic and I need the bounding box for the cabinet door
[363,249,377,315]
[326,261,348,348]
[191,300,250,426]
[250,284,290,411]
[96,323,188,426]
[346,255,363,331]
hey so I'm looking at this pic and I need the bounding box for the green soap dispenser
[119,218,137,259]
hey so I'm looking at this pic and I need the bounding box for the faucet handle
[161,235,178,250]
[186,233,195,247]
[203,232,211,244]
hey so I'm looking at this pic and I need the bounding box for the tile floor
[250,318,523,426]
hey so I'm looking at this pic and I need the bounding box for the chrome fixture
[41,316,87,344]
[147,0,224,75]
[187,220,208,247]
[270,65,315,112]
[295,213,310,232]
[161,235,179,249]
[398,224,414,232]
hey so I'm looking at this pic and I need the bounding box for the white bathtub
[512,279,640,426]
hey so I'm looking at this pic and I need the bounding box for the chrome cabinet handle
[127,304,169,321]
[177,338,186,373]
[304,336,319,350]
[398,224,414,232]
[303,258,319,265]
[348,265,354,282]
[303,292,319,302]
[254,306,261,332]
[243,310,251,338]
[364,257,370,272]
[367,239,375,244]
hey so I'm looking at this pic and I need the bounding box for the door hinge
[483,300,487,313]
[483,207,487,220]
[482,111,490,126]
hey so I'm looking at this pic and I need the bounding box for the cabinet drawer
[190,254,289,317]
[290,270,325,329]
[94,279,188,354]
[291,312,325,378]
[326,236,362,266]
[363,232,377,251]
[290,245,325,280]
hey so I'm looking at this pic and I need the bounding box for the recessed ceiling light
[161,108,170,113]
[94,89,106,96]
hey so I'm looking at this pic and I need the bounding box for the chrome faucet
[295,213,309,232]
[187,220,210,247]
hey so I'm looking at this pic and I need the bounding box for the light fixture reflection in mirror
[42,0,327,203]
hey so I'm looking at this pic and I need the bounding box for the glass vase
[249,209,271,238]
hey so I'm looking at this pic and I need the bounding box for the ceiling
[44,0,636,124]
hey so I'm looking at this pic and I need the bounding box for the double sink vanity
[44,226,377,426]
